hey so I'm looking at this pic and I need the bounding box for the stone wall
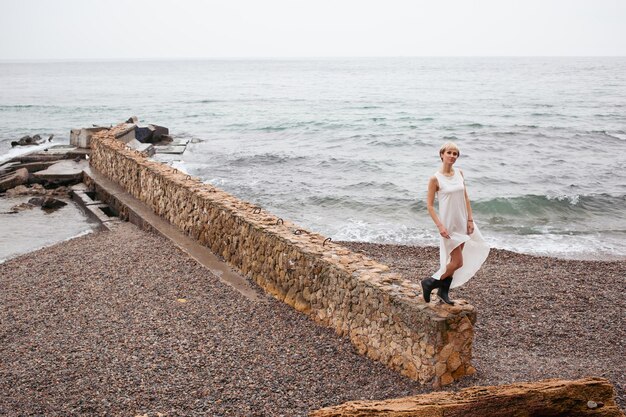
[89,124,477,387]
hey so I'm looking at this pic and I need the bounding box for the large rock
[0,168,29,192]
[134,124,170,144]
[134,126,153,143]
[10,134,47,147]
[310,378,624,417]
[148,124,169,142]
[28,196,67,210]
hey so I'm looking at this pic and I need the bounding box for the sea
[1,57,625,261]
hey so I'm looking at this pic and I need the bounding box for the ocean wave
[0,104,57,111]
[365,138,412,147]
[315,157,392,172]
[589,130,626,141]
[331,220,435,245]
[474,193,626,218]
[339,181,407,193]
[0,141,52,164]
[306,194,414,213]
[228,152,308,166]
[256,125,289,132]
[254,120,344,131]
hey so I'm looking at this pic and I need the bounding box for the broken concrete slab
[71,185,122,231]
[70,127,109,148]
[0,161,22,175]
[0,168,29,192]
[32,159,88,182]
[113,123,137,144]
[125,139,156,156]
[0,161,60,175]
[13,145,86,162]
[153,145,187,155]
[170,138,189,146]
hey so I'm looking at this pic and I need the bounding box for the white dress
[432,170,489,288]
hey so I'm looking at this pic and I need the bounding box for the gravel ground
[341,242,626,411]
[1,224,624,416]
[0,224,424,417]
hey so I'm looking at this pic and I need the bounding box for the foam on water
[0,141,52,165]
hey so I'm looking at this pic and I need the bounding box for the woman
[422,142,489,305]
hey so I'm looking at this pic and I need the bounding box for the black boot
[438,276,455,305]
[421,277,441,303]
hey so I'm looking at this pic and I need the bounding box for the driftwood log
[310,377,624,417]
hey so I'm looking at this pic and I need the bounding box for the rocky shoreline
[0,224,624,416]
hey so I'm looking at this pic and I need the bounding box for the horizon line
[1,55,626,64]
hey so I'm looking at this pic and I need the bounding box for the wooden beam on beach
[310,377,625,417]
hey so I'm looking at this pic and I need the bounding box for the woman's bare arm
[459,170,475,235]
[427,176,450,239]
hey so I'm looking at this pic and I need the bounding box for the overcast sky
[1,0,625,60]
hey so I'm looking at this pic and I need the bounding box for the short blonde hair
[439,142,460,161]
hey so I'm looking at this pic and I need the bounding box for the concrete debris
[70,127,109,148]
[0,167,29,192]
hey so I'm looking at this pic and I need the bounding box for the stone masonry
[89,124,477,387]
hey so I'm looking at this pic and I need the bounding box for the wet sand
[0,224,624,415]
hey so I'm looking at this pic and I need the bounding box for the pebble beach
[1,223,624,416]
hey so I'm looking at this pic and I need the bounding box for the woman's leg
[421,243,465,303]
[438,243,464,304]
[442,243,464,279]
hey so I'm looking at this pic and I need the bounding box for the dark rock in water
[8,202,36,213]
[48,134,54,142]
[148,124,169,142]
[28,197,45,206]
[133,124,170,144]
[28,196,67,210]
[11,136,31,146]
[11,135,46,146]
[42,197,67,210]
